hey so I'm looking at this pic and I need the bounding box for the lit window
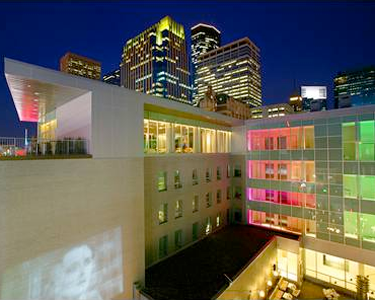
[158,171,167,192]
[158,203,168,224]
[205,217,212,235]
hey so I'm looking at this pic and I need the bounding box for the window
[343,122,356,160]
[201,128,216,153]
[227,186,231,200]
[266,190,274,202]
[216,213,221,227]
[205,192,212,208]
[265,137,274,150]
[343,175,357,199]
[159,235,168,259]
[158,203,168,224]
[192,169,198,185]
[217,166,222,180]
[234,164,241,177]
[359,121,375,161]
[278,136,287,149]
[227,164,231,178]
[205,217,212,235]
[192,222,199,241]
[174,170,182,189]
[175,229,183,250]
[304,126,314,149]
[217,189,222,204]
[158,171,167,192]
[360,175,375,200]
[144,120,168,153]
[175,200,183,218]
[323,255,348,271]
[234,186,242,200]
[192,195,199,212]
[174,124,194,153]
[206,168,212,183]
[265,163,274,179]
[278,164,288,180]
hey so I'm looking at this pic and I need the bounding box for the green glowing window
[344,211,358,239]
[343,122,356,160]
[360,176,375,200]
[359,121,375,161]
[360,213,375,243]
[343,175,357,199]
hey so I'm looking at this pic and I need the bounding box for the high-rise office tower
[103,68,121,86]
[334,66,375,109]
[191,23,221,101]
[301,85,327,112]
[195,38,262,107]
[60,52,101,80]
[120,16,191,104]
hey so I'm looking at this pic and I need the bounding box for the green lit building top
[121,16,191,104]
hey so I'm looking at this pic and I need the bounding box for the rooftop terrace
[143,224,299,300]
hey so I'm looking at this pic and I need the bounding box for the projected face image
[56,245,95,299]
[0,228,123,300]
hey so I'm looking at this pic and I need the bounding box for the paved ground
[143,224,299,300]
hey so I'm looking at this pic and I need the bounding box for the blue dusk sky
[0,1,374,136]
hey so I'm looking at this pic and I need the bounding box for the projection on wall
[1,227,123,300]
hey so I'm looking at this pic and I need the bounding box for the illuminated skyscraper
[191,23,221,101]
[60,52,101,80]
[334,66,375,109]
[195,38,262,107]
[120,16,191,104]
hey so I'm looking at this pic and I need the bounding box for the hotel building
[60,51,101,80]
[191,23,221,102]
[194,37,262,108]
[334,66,375,109]
[2,58,375,299]
[120,16,191,104]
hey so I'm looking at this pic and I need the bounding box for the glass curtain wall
[144,119,231,154]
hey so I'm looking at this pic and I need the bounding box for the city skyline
[1,1,375,136]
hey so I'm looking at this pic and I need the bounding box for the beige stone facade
[199,86,252,120]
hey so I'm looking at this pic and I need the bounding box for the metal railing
[0,137,90,158]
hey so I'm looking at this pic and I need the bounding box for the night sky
[1,1,375,137]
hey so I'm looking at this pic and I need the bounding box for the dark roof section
[143,224,300,300]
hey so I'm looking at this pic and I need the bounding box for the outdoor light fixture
[267,280,272,287]
[259,290,265,298]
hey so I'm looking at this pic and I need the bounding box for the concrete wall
[0,158,145,300]
[144,154,231,267]
[91,87,144,159]
[217,238,278,300]
[56,91,92,146]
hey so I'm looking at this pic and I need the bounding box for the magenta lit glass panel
[248,188,315,208]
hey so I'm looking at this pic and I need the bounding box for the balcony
[0,137,91,160]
